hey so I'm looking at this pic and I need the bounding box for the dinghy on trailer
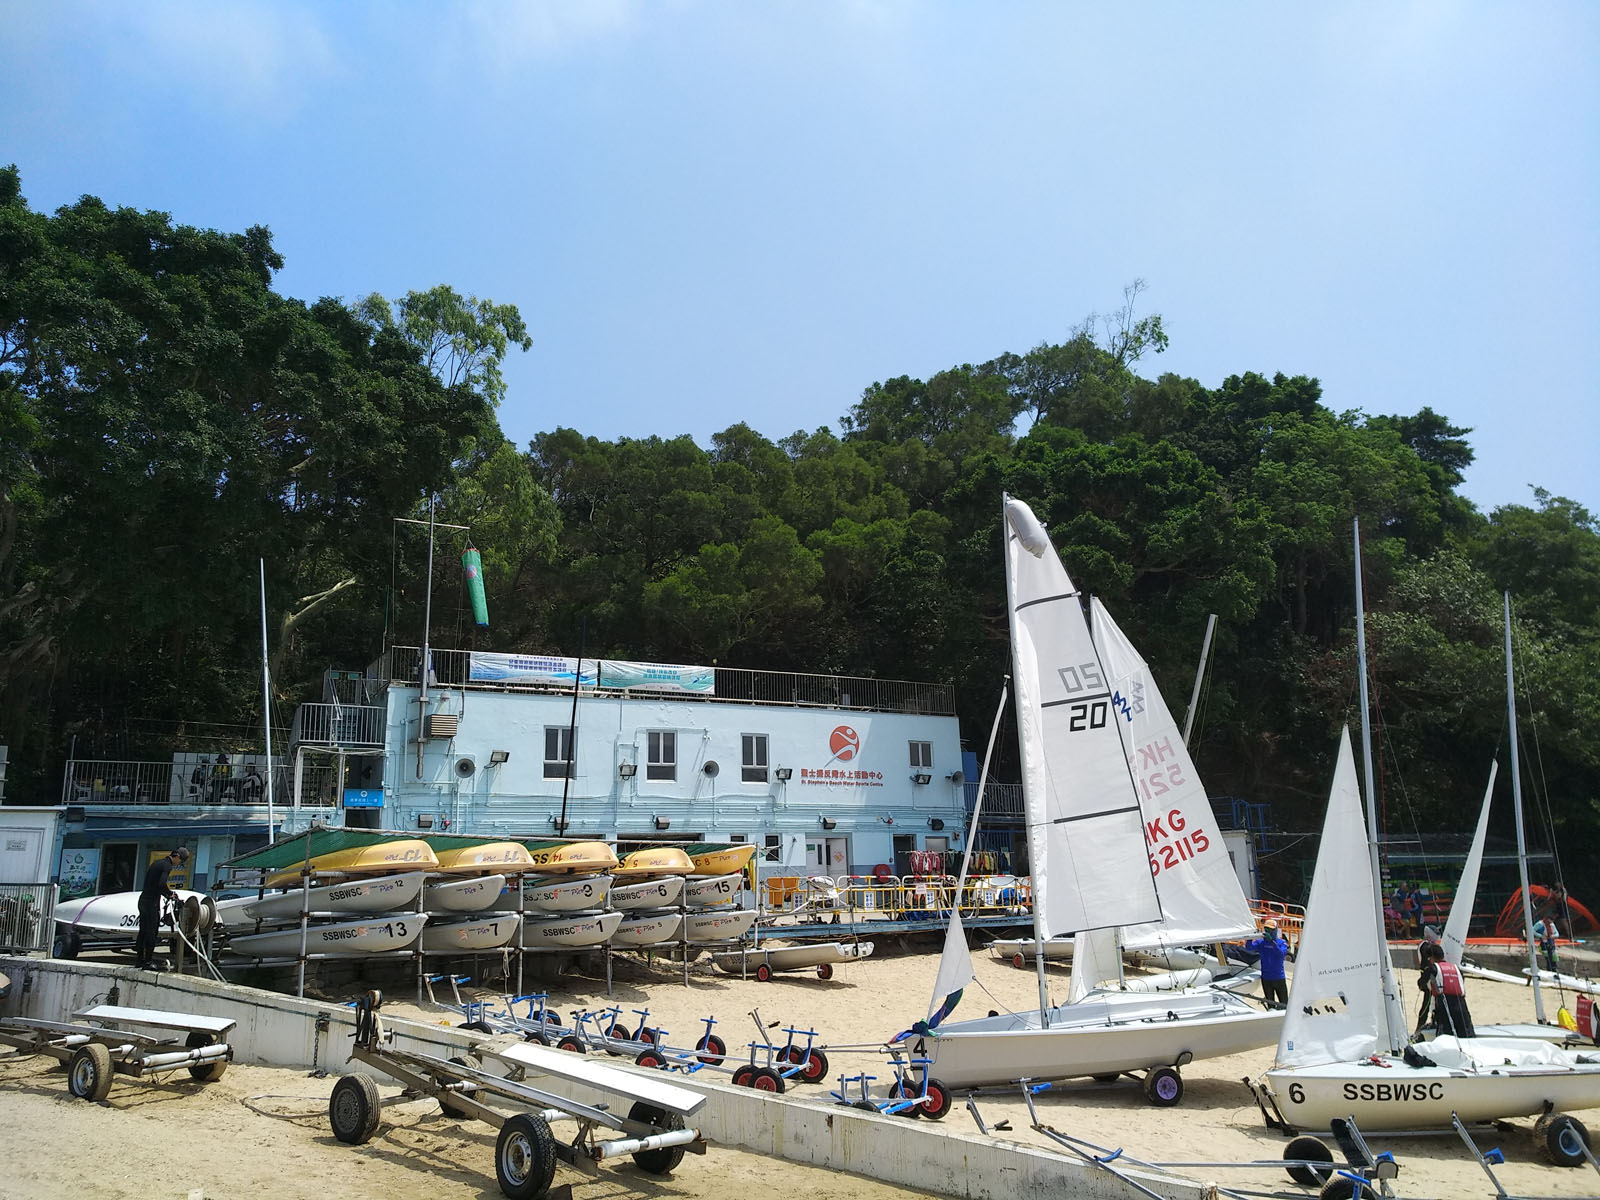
[712,939,873,982]
[54,889,216,954]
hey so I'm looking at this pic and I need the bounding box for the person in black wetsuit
[135,847,188,969]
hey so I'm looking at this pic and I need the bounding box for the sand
[3,939,1598,1199]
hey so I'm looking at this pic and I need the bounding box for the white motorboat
[216,871,426,928]
[609,876,685,912]
[423,873,509,914]
[683,872,743,908]
[421,913,521,952]
[611,912,683,947]
[892,496,1280,1100]
[682,908,757,943]
[521,909,624,948]
[521,873,611,914]
[225,913,428,958]
[54,889,216,954]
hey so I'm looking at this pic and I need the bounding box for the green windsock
[462,546,489,627]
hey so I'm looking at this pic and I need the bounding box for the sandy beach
[3,940,1598,1199]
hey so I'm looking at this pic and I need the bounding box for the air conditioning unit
[425,713,459,740]
[454,756,477,779]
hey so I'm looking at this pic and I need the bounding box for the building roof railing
[372,645,956,716]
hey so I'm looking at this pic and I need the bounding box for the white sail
[1275,728,1386,1069]
[1003,496,1161,941]
[1442,761,1498,966]
[1067,926,1123,1004]
[1090,597,1256,951]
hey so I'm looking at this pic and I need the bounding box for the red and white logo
[828,725,859,763]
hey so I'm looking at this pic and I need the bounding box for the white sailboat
[1257,530,1600,1156]
[889,495,1279,1102]
[215,871,427,928]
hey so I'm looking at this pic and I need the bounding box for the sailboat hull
[1264,1039,1600,1130]
[902,991,1282,1088]
[422,913,521,952]
[609,876,685,911]
[423,874,509,913]
[521,873,611,914]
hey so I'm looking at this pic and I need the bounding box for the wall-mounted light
[820,816,837,831]
[618,762,637,778]
[911,772,932,786]
[416,813,435,829]
[488,749,511,766]
[550,815,569,831]
[774,767,793,781]
[654,815,671,831]
[946,770,964,784]
[928,818,946,831]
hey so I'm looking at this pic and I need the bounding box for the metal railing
[0,883,55,954]
[377,645,955,716]
[290,702,386,749]
[62,759,289,806]
[761,873,1033,922]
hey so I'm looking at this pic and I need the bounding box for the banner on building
[468,654,714,694]
[58,847,100,901]
[598,660,715,694]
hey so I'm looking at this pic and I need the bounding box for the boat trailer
[0,1003,234,1103]
[329,990,707,1199]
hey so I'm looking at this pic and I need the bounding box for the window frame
[543,726,575,779]
[646,730,677,781]
[741,733,769,783]
[909,740,932,770]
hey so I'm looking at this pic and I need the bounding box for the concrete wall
[0,956,1202,1200]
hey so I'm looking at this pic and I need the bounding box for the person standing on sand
[1534,915,1560,973]
[136,847,188,969]
[1248,919,1290,1009]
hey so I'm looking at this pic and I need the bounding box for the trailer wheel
[1317,1177,1372,1200]
[439,1055,481,1118]
[556,1035,586,1054]
[1092,1073,1120,1084]
[817,963,834,980]
[329,1073,381,1145]
[1284,1136,1334,1185]
[695,1033,726,1064]
[1541,1113,1592,1167]
[1143,1065,1183,1106]
[607,1023,631,1044]
[796,1048,829,1083]
[751,1066,786,1093]
[919,1078,952,1120]
[495,1112,558,1200]
[461,1020,495,1034]
[523,1028,550,1046]
[185,1031,227,1083]
[731,1064,756,1087]
[68,1043,114,1102]
[634,1048,667,1069]
[755,963,772,983]
[55,930,82,960]
[1012,952,1026,969]
[628,1101,687,1174]
[853,1100,878,1112]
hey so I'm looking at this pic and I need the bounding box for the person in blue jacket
[1249,919,1290,1008]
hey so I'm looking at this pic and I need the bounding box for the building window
[763,834,782,862]
[909,740,932,770]
[741,733,769,782]
[647,730,676,781]
[543,727,575,779]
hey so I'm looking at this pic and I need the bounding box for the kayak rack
[329,990,707,1200]
[0,1003,235,1103]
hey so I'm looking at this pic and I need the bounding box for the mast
[416,495,437,780]
[259,559,275,841]
[1353,518,1406,1051]
[1181,613,1218,748]
[1506,591,1547,1022]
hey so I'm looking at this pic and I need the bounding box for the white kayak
[422,913,521,952]
[521,909,624,948]
[991,936,1074,966]
[712,939,873,980]
[423,873,509,913]
[225,913,429,958]
[611,912,684,946]
[522,873,612,914]
[683,908,757,943]
[683,872,743,908]
[216,871,426,927]
[54,890,215,943]
[609,876,685,912]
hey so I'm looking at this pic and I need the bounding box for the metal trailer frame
[0,1004,235,1103]
[329,991,706,1200]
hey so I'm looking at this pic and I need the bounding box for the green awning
[220,828,571,872]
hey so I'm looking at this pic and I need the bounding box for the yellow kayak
[432,841,537,873]
[613,846,695,878]
[265,838,439,887]
[523,840,620,875]
[687,844,756,876]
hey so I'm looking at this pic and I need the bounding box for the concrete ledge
[1,956,1202,1199]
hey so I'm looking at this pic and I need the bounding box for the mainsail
[1275,728,1386,1069]
[1003,495,1161,941]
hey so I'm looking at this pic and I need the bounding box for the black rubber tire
[1143,1065,1183,1107]
[1012,952,1026,969]
[755,963,772,983]
[329,1073,381,1145]
[1318,1177,1369,1200]
[461,1020,494,1035]
[640,1027,662,1046]
[439,1055,481,1118]
[1285,1136,1335,1186]
[185,1030,227,1083]
[607,1023,631,1043]
[852,1099,878,1112]
[495,1111,558,1200]
[1541,1113,1592,1167]
[887,1077,922,1118]
[817,962,834,980]
[628,1100,687,1174]
[68,1043,114,1103]
[523,1028,550,1046]
[798,1048,829,1084]
[634,1048,666,1069]
[731,1065,757,1088]
[752,1066,786,1093]
[556,1035,586,1054]
[920,1077,952,1120]
[695,1033,726,1064]
[1092,1073,1121,1084]
[56,931,82,960]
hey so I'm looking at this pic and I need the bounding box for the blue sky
[4,2,1596,515]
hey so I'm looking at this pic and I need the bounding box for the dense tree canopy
[3,169,1596,901]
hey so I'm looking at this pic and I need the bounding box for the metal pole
[417,496,436,780]
[260,559,276,841]
[1181,614,1218,748]
[1506,592,1546,1023]
[557,617,587,835]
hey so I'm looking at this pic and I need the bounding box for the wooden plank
[74,1005,237,1035]
[494,1041,706,1116]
